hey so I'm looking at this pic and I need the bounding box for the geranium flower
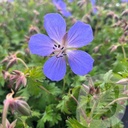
[121,0,128,2]
[52,0,71,17]
[29,13,94,81]
[90,0,98,14]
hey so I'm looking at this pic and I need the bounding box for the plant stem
[38,85,51,94]
[2,101,9,128]
[121,45,127,59]
[71,94,90,124]
[62,77,66,94]
[17,58,28,69]
[89,99,98,119]
[105,97,128,108]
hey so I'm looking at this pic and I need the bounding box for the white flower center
[52,44,67,58]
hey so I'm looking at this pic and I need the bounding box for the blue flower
[52,0,71,17]
[29,13,94,81]
[121,0,128,2]
[90,0,98,14]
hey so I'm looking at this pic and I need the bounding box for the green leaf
[37,104,62,127]
[66,118,87,128]
[57,95,71,114]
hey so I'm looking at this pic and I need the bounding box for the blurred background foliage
[0,0,128,128]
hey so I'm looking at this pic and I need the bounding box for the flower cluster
[29,13,94,81]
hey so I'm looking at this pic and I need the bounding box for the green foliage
[67,118,87,128]
[0,0,128,128]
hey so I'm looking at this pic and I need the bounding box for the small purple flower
[121,0,128,2]
[90,0,98,14]
[29,13,94,81]
[52,0,71,17]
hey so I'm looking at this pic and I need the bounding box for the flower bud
[116,78,128,85]
[15,100,31,116]
[1,53,17,69]
[4,90,31,116]
[2,70,10,80]
[29,25,39,35]
[109,45,118,52]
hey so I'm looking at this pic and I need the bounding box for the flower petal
[43,56,66,81]
[61,9,72,17]
[67,50,94,75]
[52,0,71,17]
[44,13,66,44]
[29,34,54,56]
[67,21,93,48]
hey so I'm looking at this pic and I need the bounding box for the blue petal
[52,0,66,9]
[43,56,66,81]
[61,9,72,17]
[29,34,54,56]
[52,0,71,17]
[67,50,94,75]
[44,13,66,44]
[90,0,96,6]
[67,21,93,48]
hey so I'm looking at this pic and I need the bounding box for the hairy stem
[105,97,128,108]
[17,58,28,69]
[2,101,9,128]
[71,94,90,124]
[38,85,51,94]
[121,45,127,59]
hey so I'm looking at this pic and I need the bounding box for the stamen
[63,53,67,56]
[58,44,60,48]
[56,55,63,58]
[61,47,64,50]
[54,44,57,47]
[62,51,65,54]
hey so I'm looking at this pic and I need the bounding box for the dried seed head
[33,10,40,15]
[120,20,127,29]
[4,70,27,90]
[29,25,39,35]
[113,15,119,22]
[116,78,128,85]
[109,45,118,52]
[11,70,27,90]
[1,53,17,70]
[89,87,96,95]
[24,48,30,55]
[82,14,91,23]
[124,31,128,36]
[121,9,128,17]
[2,70,10,80]
[107,11,115,19]
[4,90,31,116]
[124,25,128,32]
[24,35,30,43]
[119,36,126,44]
[93,44,102,53]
